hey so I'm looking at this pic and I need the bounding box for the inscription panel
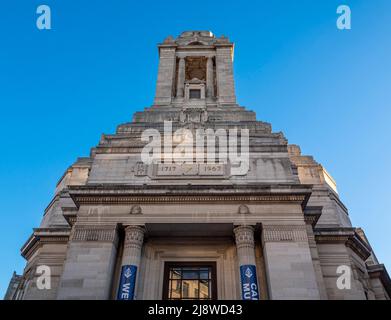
[156,163,226,177]
[132,162,229,179]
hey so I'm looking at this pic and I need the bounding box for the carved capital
[234,225,255,249]
[124,225,145,252]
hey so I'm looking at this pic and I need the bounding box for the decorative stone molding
[234,225,255,250]
[303,206,322,227]
[314,228,371,260]
[262,225,308,243]
[238,204,250,215]
[21,228,71,260]
[123,225,146,254]
[71,194,307,206]
[179,107,208,124]
[234,225,257,269]
[62,207,78,226]
[130,205,142,215]
[133,162,148,176]
[72,225,118,243]
[367,264,391,297]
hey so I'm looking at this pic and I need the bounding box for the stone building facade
[6,31,390,300]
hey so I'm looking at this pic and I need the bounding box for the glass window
[164,263,216,300]
[189,89,201,99]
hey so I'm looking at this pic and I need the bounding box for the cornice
[367,264,391,298]
[304,206,322,227]
[314,227,371,261]
[67,184,311,208]
[21,227,71,260]
[70,193,308,207]
[62,207,78,226]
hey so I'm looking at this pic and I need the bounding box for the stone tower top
[154,31,236,107]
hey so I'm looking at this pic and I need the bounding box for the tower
[154,31,235,106]
[7,31,390,300]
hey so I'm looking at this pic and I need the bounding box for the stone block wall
[57,225,118,299]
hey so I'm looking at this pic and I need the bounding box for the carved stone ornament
[130,205,142,215]
[238,204,250,214]
[179,108,208,124]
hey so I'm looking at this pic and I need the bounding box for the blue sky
[0,0,390,297]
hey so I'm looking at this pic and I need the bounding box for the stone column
[176,57,185,98]
[117,225,145,300]
[206,57,214,98]
[234,225,260,300]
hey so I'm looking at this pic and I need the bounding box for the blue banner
[117,265,137,300]
[240,264,259,300]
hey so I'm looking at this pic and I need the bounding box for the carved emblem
[179,108,208,124]
[130,205,142,215]
[238,204,250,215]
[133,162,148,176]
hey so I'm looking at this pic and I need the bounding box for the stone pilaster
[215,46,236,104]
[234,225,260,300]
[305,223,328,299]
[261,224,320,300]
[154,46,176,105]
[206,57,214,98]
[117,225,145,300]
[57,225,119,300]
[176,57,185,98]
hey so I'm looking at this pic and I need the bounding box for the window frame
[162,261,217,300]
[189,89,201,99]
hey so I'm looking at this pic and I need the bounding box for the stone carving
[154,163,225,177]
[179,108,208,124]
[72,226,118,243]
[176,31,216,46]
[130,205,142,215]
[234,225,257,267]
[163,35,175,43]
[133,162,148,176]
[73,194,307,205]
[262,225,308,242]
[238,204,250,215]
[123,225,145,253]
[234,225,255,250]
